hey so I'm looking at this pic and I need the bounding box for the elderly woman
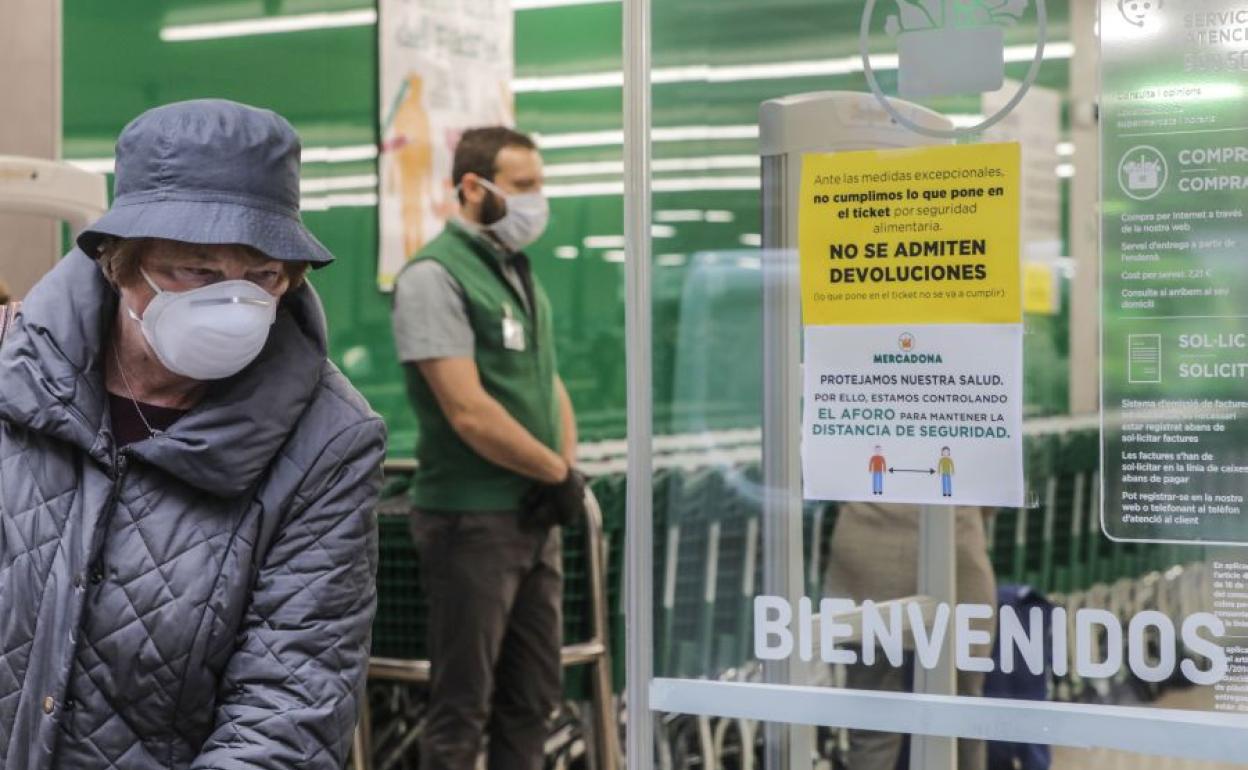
[0,100,386,770]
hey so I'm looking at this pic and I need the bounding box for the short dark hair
[452,127,537,199]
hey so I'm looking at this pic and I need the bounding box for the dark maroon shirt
[108,394,187,447]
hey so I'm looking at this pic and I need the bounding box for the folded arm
[190,418,386,770]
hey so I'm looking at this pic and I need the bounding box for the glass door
[622,1,1248,768]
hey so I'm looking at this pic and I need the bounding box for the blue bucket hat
[77,99,334,266]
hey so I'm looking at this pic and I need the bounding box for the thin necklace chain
[111,340,161,438]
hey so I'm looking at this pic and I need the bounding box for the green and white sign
[1102,0,1248,544]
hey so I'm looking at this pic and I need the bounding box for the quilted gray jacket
[0,251,386,769]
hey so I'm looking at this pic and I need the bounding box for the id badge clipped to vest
[502,303,526,352]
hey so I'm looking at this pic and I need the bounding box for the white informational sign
[803,324,1024,507]
[798,143,1026,508]
[1099,0,1248,547]
[377,0,514,290]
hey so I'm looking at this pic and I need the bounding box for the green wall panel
[64,0,1075,455]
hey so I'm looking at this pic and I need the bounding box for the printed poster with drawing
[377,0,514,290]
[799,143,1026,507]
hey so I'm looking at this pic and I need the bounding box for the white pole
[910,505,958,770]
[0,0,62,297]
[623,0,654,769]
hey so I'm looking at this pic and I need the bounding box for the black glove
[522,468,588,528]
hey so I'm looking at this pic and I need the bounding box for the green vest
[401,222,562,511]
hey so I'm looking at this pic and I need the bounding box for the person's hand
[522,467,588,528]
[548,468,587,526]
[545,456,571,485]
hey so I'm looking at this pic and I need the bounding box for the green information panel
[1102,0,1248,544]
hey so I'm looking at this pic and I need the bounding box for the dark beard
[480,189,507,226]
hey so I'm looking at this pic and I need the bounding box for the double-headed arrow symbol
[889,467,935,475]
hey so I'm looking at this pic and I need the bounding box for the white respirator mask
[127,268,278,381]
[477,178,550,252]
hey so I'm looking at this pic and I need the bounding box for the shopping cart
[352,464,621,770]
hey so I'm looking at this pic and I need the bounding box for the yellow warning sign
[799,143,1022,326]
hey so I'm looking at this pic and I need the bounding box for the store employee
[391,126,585,770]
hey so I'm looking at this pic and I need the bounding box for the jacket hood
[0,249,328,497]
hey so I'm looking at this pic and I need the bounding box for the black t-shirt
[108,394,187,447]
